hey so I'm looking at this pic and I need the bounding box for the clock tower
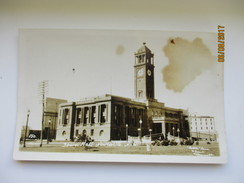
[134,42,155,100]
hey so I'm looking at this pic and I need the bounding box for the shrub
[169,139,177,146]
[162,139,169,146]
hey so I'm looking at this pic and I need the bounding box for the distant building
[56,43,190,141]
[188,116,217,141]
[43,97,67,140]
[20,126,40,140]
[20,125,31,140]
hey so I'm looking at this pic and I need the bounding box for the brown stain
[115,45,125,55]
[162,37,215,92]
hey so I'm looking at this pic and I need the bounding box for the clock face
[147,69,151,76]
[137,68,144,77]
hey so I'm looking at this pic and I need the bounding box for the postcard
[13,29,227,163]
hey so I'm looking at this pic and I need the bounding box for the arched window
[62,131,66,136]
[82,129,87,135]
[99,130,104,136]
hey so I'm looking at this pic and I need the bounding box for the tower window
[138,91,143,98]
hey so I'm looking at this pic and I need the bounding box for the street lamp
[125,124,128,141]
[47,119,51,144]
[149,129,152,141]
[139,119,143,144]
[177,128,180,144]
[137,128,141,144]
[172,127,175,137]
[208,128,211,144]
[23,110,30,148]
[195,126,199,145]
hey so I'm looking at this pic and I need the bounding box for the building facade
[188,116,217,141]
[43,97,67,140]
[56,43,190,141]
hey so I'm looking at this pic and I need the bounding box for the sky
[17,29,224,131]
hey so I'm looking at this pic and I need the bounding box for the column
[161,121,166,137]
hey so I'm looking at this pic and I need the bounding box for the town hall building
[56,43,190,141]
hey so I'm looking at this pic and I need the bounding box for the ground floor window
[82,129,86,135]
[91,129,94,136]
[75,129,79,136]
[99,130,104,136]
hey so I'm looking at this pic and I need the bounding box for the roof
[136,42,153,54]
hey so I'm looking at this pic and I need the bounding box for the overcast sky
[17,29,224,131]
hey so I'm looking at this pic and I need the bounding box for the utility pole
[23,110,30,147]
[39,80,48,147]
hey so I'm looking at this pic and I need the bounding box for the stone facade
[56,43,190,141]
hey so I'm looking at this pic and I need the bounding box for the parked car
[28,134,37,139]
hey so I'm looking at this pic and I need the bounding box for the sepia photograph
[13,29,226,163]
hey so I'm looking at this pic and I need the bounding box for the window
[75,129,79,136]
[211,127,213,130]
[84,107,89,125]
[114,104,122,125]
[91,106,96,125]
[62,131,66,136]
[138,91,143,98]
[99,130,104,136]
[138,56,142,63]
[76,108,81,125]
[62,109,69,125]
[100,104,107,123]
[91,129,94,136]
[82,129,86,135]
[206,127,208,130]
